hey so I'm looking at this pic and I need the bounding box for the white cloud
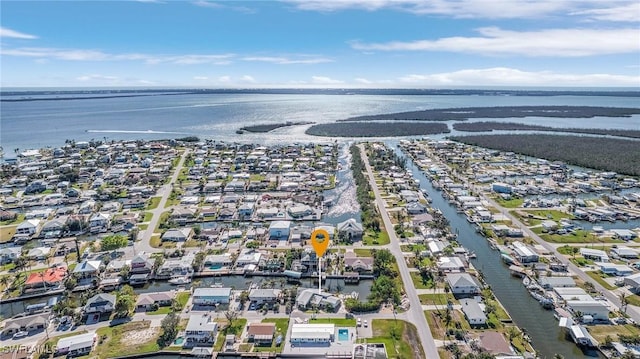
[397,67,640,87]
[311,76,344,84]
[218,76,231,82]
[193,0,256,13]
[571,2,640,22]
[351,27,640,57]
[285,0,572,19]
[193,76,209,80]
[354,77,373,84]
[0,46,235,64]
[241,75,256,83]
[242,56,333,64]
[0,27,38,39]
[76,74,118,82]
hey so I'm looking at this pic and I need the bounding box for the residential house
[445,273,481,296]
[248,288,280,305]
[15,219,41,236]
[170,207,197,224]
[55,332,96,357]
[136,291,176,311]
[84,293,116,314]
[184,314,218,347]
[539,276,576,290]
[192,287,232,305]
[337,218,363,242]
[512,241,539,263]
[156,254,194,278]
[162,227,194,242]
[460,298,487,326]
[247,323,275,346]
[580,248,609,262]
[74,260,103,279]
[130,253,154,274]
[437,256,466,273]
[1,312,50,336]
[89,213,110,233]
[596,262,633,277]
[566,300,610,322]
[204,254,233,268]
[290,323,335,346]
[269,221,291,240]
[0,247,21,264]
[343,252,374,273]
[478,331,513,357]
[41,218,67,239]
[611,246,638,259]
[236,249,262,267]
[23,266,67,292]
[27,246,50,261]
[296,289,341,312]
[406,202,428,214]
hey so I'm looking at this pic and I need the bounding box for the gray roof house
[460,298,487,326]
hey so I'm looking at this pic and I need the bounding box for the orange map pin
[310,228,330,257]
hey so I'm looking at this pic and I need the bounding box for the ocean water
[1,92,640,153]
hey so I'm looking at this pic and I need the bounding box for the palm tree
[619,292,629,314]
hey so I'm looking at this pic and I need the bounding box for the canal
[392,142,602,359]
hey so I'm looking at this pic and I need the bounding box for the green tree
[115,285,137,318]
[101,234,128,251]
[157,312,179,347]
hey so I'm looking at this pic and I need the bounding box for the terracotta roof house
[247,323,276,345]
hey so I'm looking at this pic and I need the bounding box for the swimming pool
[173,337,184,345]
[338,329,349,341]
[209,264,222,270]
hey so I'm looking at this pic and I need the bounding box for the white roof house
[192,287,232,305]
[566,300,609,321]
[580,248,609,262]
[460,299,487,326]
[56,332,96,356]
[446,273,481,295]
[290,323,335,344]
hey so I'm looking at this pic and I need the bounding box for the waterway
[391,142,603,359]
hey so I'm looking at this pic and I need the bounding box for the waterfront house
[343,252,374,273]
[406,202,428,214]
[27,246,50,261]
[24,266,67,292]
[436,256,466,273]
[511,241,539,263]
[89,213,110,233]
[184,314,218,347]
[247,323,275,346]
[478,331,513,357]
[539,276,576,289]
[156,254,194,278]
[130,253,154,274]
[1,312,50,336]
[566,300,609,322]
[170,207,197,224]
[446,273,481,296]
[84,293,116,314]
[337,218,363,242]
[129,273,150,285]
[0,246,21,264]
[204,254,233,268]
[55,332,96,357]
[74,260,103,279]
[41,218,67,239]
[135,291,176,311]
[290,323,334,346]
[15,218,41,236]
[236,248,263,267]
[192,287,232,305]
[248,288,280,305]
[296,289,341,312]
[460,298,487,326]
[611,229,638,241]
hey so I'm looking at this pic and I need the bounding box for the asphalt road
[358,144,438,359]
[135,149,189,254]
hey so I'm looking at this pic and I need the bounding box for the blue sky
[1,0,639,88]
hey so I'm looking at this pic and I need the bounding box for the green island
[452,121,640,139]
[239,121,314,133]
[306,122,449,137]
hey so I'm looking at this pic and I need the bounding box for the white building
[184,314,218,347]
[192,287,232,305]
[290,323,335,345]
[56,332,96,357]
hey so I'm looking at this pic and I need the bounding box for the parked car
[357,318,361,327]
[363,319,368,328]
[12,331,28,339]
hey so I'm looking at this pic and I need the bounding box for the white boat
[169,276,191,285]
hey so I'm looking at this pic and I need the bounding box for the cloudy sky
[1,0,639,88]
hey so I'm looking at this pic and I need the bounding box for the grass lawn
[146,197,161,210]
[410,272,434,289]
[362,230,390,245]
[354,249,372,257]
[0,213,25,226]
[255,318,289,353]
[0,225,17,243]
[419,293,457,305]
[138,224,148,230]
[93,321,160,359]
[539,230,619,244]
[495,197,524,208]
[624,294,640,307]
[309,317,356,326]
[143,212,154,222]
[147,306,173,315]
[585,271,616,290]
[401,244,427,253]
[587,324,640,343]
[364,319,425,359]
[213,318,247,351]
